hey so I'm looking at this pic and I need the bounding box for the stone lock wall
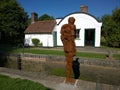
[2,53,47,72]
[1,53,120,71]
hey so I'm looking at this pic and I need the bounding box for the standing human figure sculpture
[60,17,76,83]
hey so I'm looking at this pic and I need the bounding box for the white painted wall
[56,18,62,24]
[24,34,54,47]
[94,27,101,47]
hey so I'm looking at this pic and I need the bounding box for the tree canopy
[0,0,28,44]
[101,7,120,47]
[39,14,54,21]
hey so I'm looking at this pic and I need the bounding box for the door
[85,29,95,47]
[53,32,57,47]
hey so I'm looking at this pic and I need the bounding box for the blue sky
[17,0,120,18]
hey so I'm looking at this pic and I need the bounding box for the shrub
[32,38,40,47]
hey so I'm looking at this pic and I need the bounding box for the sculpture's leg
[66,56,72,82]
[65,53,75,83]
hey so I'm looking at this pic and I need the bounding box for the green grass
[24,49,64,55]
[50,68,66,77]
[0,46,120,60]
[113,54,120,60]
[76,52,106,59]
[0,74,53,90]
[50,68,96,82]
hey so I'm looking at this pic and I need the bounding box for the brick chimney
[80,5,88,13]
[31,12,38,24]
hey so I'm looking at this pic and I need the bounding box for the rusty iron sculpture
[61,17,76,83]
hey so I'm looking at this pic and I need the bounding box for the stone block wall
[1,53,120,70]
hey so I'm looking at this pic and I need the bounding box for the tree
[0,0,28,44]
[39,14,54,21]
[101,7,120,47]
[112,7,120,24]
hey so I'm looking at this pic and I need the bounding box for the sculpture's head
[68,17,75,24]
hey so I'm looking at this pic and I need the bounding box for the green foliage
[0,0,28,44]
[0,74,53,90]
[39,14,54,21]
[101,7,120,47]
[27,17,32,25]
[32,38,40,47]
[112,7,120,24]
[101,36,107,46]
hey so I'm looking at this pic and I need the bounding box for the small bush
[32,38,40,47]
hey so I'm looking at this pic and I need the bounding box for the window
[75,29,80,39]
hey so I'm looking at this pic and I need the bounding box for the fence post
[17,54,22,70]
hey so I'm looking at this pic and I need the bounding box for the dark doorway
[85,29,95,46]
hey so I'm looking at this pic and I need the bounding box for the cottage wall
[25,34,54,47]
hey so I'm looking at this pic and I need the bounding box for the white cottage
[24,12,56,47]
[24,5,102,47]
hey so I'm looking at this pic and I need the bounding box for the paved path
[0,67,97,90]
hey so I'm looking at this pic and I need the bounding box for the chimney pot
[80,5,88,13]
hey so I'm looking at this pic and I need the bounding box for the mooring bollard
[96,75,102,90]
[108,50,113,58]
[96,82,102,90]
[17,54,21,70]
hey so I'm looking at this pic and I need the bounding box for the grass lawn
[0,74,53,90]
[0,47,120,60]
